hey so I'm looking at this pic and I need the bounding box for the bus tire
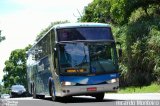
[95,93,104,101]
[49,80,58,101]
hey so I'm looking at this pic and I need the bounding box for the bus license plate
[87,87,97,91]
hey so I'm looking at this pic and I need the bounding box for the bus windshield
[57,27,113,41]
[59,42,118,75]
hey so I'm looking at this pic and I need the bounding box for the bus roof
[54,23,111,29]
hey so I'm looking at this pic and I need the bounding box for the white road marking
[6,97,39,100]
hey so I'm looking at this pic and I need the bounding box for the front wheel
[95,93,104,101]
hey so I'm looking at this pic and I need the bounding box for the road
[1,93,160,106]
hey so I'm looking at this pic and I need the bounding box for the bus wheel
[95,93,104,101]
[49,80,58,101]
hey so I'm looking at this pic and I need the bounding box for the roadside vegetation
[80,0,160,87]
[118,83,160,93]
[2,46,31,90]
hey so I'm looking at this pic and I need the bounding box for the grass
[118,83,160,93]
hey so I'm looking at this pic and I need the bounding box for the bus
[26,23,121,101]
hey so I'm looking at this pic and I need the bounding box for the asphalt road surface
[1,93,160,106]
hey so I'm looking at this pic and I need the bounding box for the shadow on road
[43,96,118,103]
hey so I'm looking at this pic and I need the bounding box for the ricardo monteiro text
[116,100,160,106]
[136,100,159,106]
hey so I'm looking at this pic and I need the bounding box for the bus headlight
[106,78,119,83]
[61,81,76,86]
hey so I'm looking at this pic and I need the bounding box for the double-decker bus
[26,23,121,101]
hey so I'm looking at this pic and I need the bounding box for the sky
[0,0,93,83]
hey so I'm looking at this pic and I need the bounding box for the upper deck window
[57,27,113,41]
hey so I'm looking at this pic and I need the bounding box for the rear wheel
[95,93,104,101]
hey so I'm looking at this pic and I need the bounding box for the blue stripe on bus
[59,73,119,85]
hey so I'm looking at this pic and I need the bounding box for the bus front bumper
[57,82,119,97]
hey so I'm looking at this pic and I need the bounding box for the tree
[81,0,160,24]
[81,0,112,23]
[2,48,29,89]
[0,30,5,42]
[80,0,160,86]
[0,83,2,94]
[110,0,160,24]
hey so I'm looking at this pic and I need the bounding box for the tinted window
[34,33,51,60]
[57,27,113,41]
